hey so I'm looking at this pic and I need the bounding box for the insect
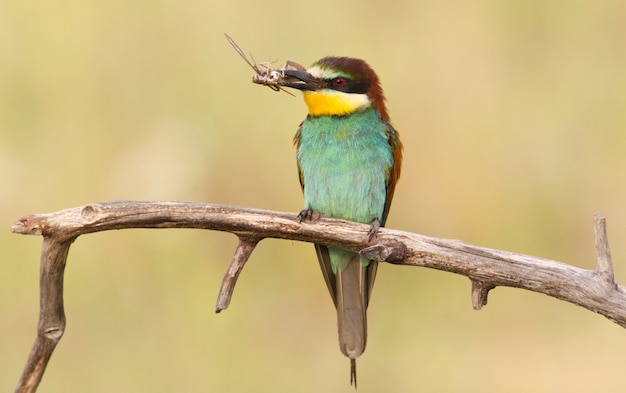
[224,33,303,96]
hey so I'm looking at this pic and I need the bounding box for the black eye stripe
[323,78,369,94]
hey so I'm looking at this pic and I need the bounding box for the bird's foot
[367,219,381,242]
[297,208,320,223]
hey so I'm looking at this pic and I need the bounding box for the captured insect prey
[224,33,305,96]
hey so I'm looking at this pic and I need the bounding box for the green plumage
[296,106,395,246]
[294,106,399,369]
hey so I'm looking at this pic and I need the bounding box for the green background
[2,0,626,392]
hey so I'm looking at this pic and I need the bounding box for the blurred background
[2,0,626,391]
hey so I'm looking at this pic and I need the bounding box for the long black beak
[275,69,320,91]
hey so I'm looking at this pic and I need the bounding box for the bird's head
[273,57,389,120]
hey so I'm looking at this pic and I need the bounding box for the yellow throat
[303,90,371,117]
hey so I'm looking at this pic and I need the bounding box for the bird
[272,56,403,386]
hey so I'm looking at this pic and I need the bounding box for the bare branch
[14,235,75,393]
[215,236,260,313]
[594,213,615,284]
[470,279,495,310]
[10,200,626,392]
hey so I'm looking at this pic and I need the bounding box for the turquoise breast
[297,108,394,225]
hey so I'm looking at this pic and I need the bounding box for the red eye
[333,77,346,87]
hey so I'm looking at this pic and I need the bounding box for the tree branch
[215,235,260,313]
[10,200,626,392]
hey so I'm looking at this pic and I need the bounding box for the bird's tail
[336,255,368,387]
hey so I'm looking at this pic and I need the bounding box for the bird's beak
[276,69,320,91]
[252,61,321,92]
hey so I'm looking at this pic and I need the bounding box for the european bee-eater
[272,56,403,386]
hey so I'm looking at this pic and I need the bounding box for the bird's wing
[381,122,403,226]
[293,123,305,191]
[366,122,402,302]
[315,244,338,306]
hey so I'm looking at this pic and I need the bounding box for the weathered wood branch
[11,201,626,392]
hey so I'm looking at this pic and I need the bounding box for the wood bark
[10,200,626,392]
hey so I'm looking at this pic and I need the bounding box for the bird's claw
[367,219,381,242]
[297,208,319,223]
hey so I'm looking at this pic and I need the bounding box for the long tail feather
[337,256,367,387]
[316,245,376,387]
[336,256,367,358]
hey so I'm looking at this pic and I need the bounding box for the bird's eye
[332,77,346,87]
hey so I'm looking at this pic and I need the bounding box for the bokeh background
[2,0,626,392]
